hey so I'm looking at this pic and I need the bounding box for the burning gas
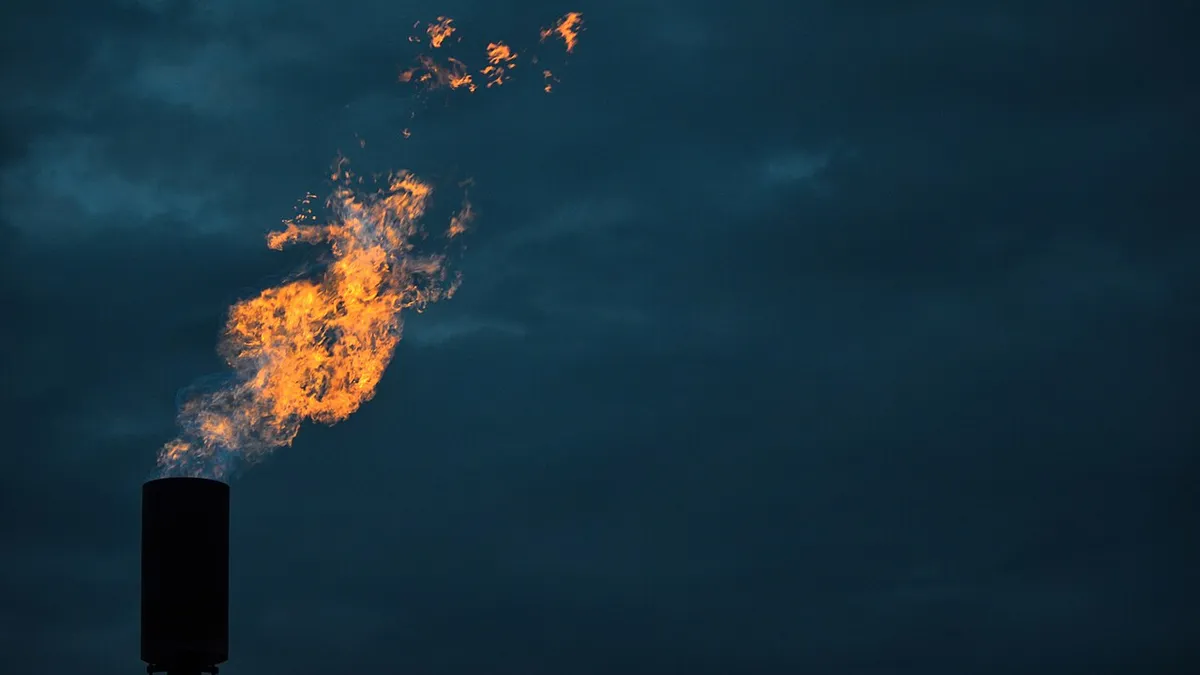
[481,42,518,87]
[157,12,582,479]
[159,165,469,478]
[400,12,584,94]
[426,17,457,48]
[541,12,584,53]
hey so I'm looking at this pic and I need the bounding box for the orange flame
[426,16,456,48]
[158,165,467,478]
[481,42,517,87]
[160,10,586,478]
[400,12,582,94]
[447,199,474,238]
[540,12,583,53]
[400,55,477,91]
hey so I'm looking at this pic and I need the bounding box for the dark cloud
[2,0,1197,673]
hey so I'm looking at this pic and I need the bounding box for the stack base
[141,477,230,675]
[146,667,219,675]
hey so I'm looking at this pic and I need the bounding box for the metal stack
[141,477,229,675]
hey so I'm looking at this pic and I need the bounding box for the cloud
[1,1,1197,674]
[1,134,231,238]
[761,151,830,187]
[126,41,266,116]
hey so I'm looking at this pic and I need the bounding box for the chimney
[141,477,230,675]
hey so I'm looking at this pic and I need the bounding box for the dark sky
[1,0,1197,673]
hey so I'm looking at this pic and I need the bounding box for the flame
[400,55,477,91]
[426,16,456,48]
[400,12,582,94]
[158,166,467,478]
[159,10,587,478]
[540,12,583,53]
[448,199,474,238]
[481,42,517,87]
